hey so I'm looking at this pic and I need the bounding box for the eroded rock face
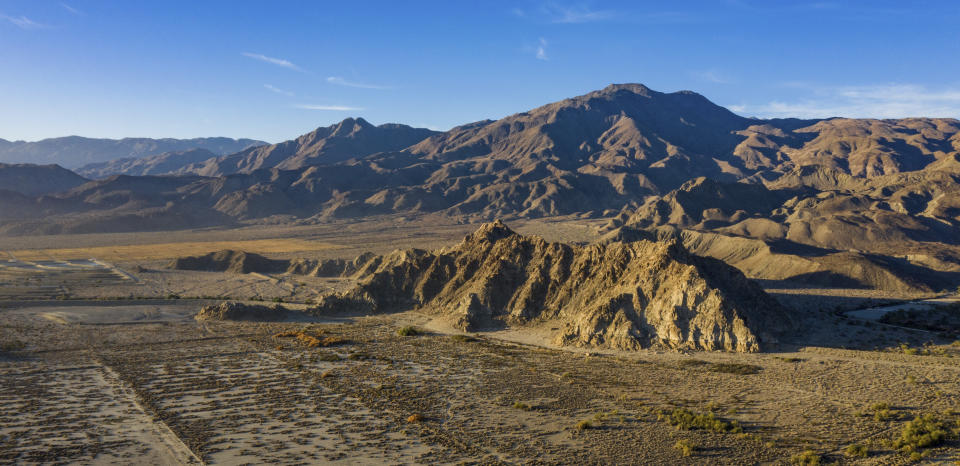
[195,301,290,321]
[312,221,794,352]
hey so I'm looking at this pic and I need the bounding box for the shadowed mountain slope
[77,148,218,179]
[0,163,88,196]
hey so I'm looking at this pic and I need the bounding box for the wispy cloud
[60,3,83,15]
[264,84,293,97]
[326,76,390,90]
[542,3,615,23]
[535,38,549,61]
[732,83,960,119]
[242,52,302,71]
[694,69,734,84]
[0,13,50,29]
[294,104,364,111]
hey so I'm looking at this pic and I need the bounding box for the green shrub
[891,413,949,452]
[844,444,868,457]
[673,439,696,457]
[575,419,594,430]
[790,450,821,465]
[449,334,476,342]
[397,326,420,337]
[512,401,531,411]
[663,407,742,433]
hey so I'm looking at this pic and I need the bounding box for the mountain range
[0,136,266,168]
[1,83,958,291]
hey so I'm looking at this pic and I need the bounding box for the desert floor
[1,217,959,464]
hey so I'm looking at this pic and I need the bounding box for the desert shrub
[678,359,710,368]
[0,339,26,352]
[844,444,868,457]
[905,375,918,384]
[891,413,949,452]
[711,363,761,375]
[663,407,742,433]
[316,352,341,361]
[397,326,420,336]
[777,357,804,363]
[575,419,594,430]
[512,401,531,411]
[790,450,821,465]
[673,439,696,457]
[449,334,476,342]
[406,414,423,423]
[868,402,894,421]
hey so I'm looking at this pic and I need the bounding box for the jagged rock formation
[195,301,292,321]
[311,221,793,352]
[285,253,377,277]
[167,250,287,274]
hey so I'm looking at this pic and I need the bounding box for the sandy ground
[2,300,959,464]
[1,218,959,464]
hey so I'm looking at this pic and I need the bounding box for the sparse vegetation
[660,407,742,433]
[406,414,423,423]
[449,334,477,342]
[678,359,710,368]
[890,413,950,453]
[512,401,531,411]
[673,439,696,457]
[711,363,761,375]
[397,326,420,337]
[868,402,894,421]
[575,419,594,430]
[0,339,26,352]
[677,359,761,375]
[844,444,868,457]
[790,450,821,465]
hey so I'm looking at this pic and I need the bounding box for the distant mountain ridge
[76,148,218,179]
[0,136,267,168]
[174,118,438,177]
[2,83,959,292]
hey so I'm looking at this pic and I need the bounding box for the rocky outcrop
[195,301,292,321]
[311,221,794,352]
[167,250,287,274]
[285,252,377,277]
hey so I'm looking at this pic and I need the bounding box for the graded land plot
[0,259,134,300]
[2,303,959,464]
[6,238,341,263]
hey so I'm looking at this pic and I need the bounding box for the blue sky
[1,0,959,142]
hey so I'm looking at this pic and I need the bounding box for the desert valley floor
[1,217,959,465]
